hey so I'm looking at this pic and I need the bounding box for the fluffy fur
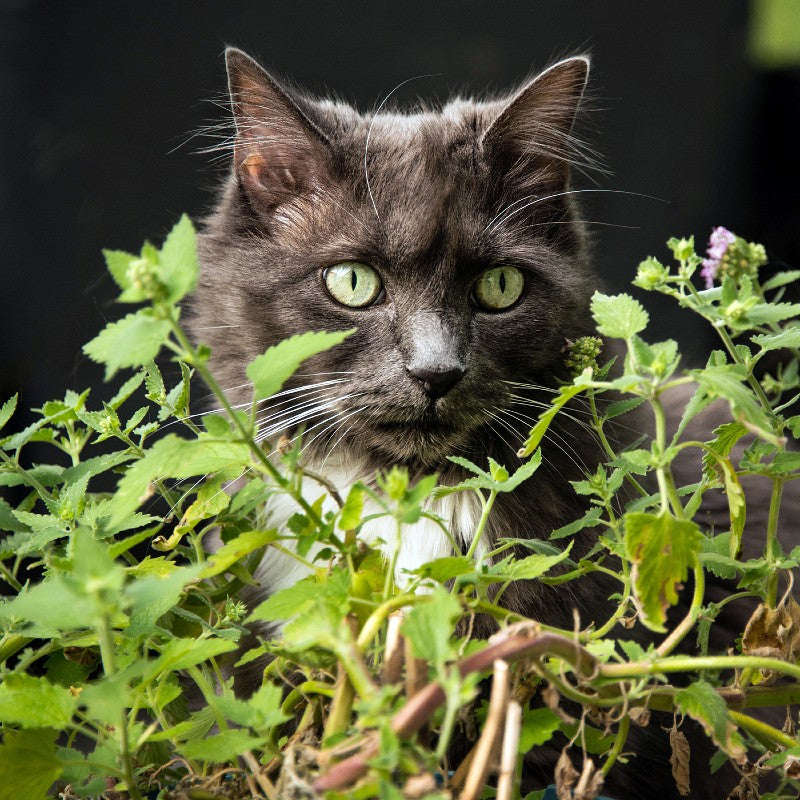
[188,49,765,799]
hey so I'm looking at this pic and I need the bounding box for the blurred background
[1,0,799,421]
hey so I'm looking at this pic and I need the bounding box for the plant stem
[96,615,141,800]
[657,565,705,657]
[465,489,497,562]
[602,715,631,775]
[766,478,784,607]
[601,654,800,683]
[729,709,797,749]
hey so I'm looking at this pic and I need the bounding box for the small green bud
[633,257,669,290]
[565,336,603,378]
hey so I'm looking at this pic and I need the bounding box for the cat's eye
[474,266,525,311]
[323,262,383,308]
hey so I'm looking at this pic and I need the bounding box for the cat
[188,48,782,800]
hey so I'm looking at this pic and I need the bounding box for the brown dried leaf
[785,755,800,780]
[573,757,605,800]
[726,776,760,800]
[669,726,691,797]
[555,749,579,800]
[629,706,651,728]
[742,599,800,662]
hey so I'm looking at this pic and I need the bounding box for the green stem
[729,709,797,750]
[465,489,497,562]
[601,654,800,683]
[602,715,631,775]
[0,634,31,664]
[383,518,403,601]
[96,616,141,800]
[167,317,327,530]
[0,449,55,501]
[657,565,705,657]
[651,396,685,518]
[766,478,784,607]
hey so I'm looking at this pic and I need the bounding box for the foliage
[2,220,800,799]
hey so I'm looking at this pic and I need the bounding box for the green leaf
[83,309,172,379]
[745,302,800,326]
[401,585,461,670]
[762,270,800,291]
[751,326,800,353]
[625,512,702,632]
[159,214,198,303]
[103,249,137,292]
[200,529,277,579]
[146,638,238,679]
[517,382,587,458]
[481,544,572,584]
[518,707,561,752]
[676,681,745,760]
[125,564,202,639]
[410,556,475,582]
[108,373,145,410]
[0,394,17,432]
[179,729,268,762]
[0,674,76,728]
[80,675,130,726]
[0,728,61,800]
[692,364,777,443]
[149,707,216,743]
[110,434,251,526]
[338,484,365,531]
[550,506,603,540]
[603,396,645,420]
[590,292,649,339]
[247,329,356,401]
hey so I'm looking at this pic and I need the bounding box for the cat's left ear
[481,57,589,189]
[225,48,332,212]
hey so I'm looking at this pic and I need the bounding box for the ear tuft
[224,48,330,213]
[482,56,590,190]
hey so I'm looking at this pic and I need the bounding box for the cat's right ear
[225,48,331,211]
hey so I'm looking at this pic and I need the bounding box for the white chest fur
[251,460,484,598]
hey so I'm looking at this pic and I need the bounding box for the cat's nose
[407,365,465,399]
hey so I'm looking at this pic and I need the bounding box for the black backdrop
[2,0,797,420]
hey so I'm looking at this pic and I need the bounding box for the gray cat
[190,48,761,800]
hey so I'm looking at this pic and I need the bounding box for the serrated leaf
[604,396,645,420]
[410,555,474,582]
[125,564,202,639]
[108,373,145,410]
[676,681,745,761]
[401,584,461,671]
[625,512,702,632]
[517,383,587,458]
[751,326,800,353]
[0,394,17,432]
[518,707,561,752]
[110,434,251,527]
[147,637,238,678]
[338,484,365,531]
[482,543,572,584]
[159,214,198,303]
[247,329,356,401]
[200,529,277,579]
[692,365,777,443]
[762,270,800,291]
[179,729,268,762]
[550,506,603,540]
[83,309,172,379]
[103,249,137,292]
[746,302,800,326]
[590,292,649,339]
[0,673,76,728]
[0,728,61,800]
[149,707,216,743]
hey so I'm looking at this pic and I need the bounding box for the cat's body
[189,49,769,799]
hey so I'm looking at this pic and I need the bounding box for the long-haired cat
[189,48,769,800]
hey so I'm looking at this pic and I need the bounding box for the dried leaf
[727,776,760,800]
[742,599,800,662]
[629,706,651,728]
[555,749,579,800]
[543,684,575,724]
[669,726,691,796]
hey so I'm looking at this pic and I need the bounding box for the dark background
[2,0,798,420]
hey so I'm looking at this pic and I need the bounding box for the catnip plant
[1,218,800,800]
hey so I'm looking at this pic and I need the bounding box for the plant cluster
[2,220,800,800]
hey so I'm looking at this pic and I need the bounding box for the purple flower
[700,226,736,288]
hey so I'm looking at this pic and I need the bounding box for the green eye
[474,266,525,311]
[323,262,383,308]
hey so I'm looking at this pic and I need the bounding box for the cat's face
[192,49,597,470]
